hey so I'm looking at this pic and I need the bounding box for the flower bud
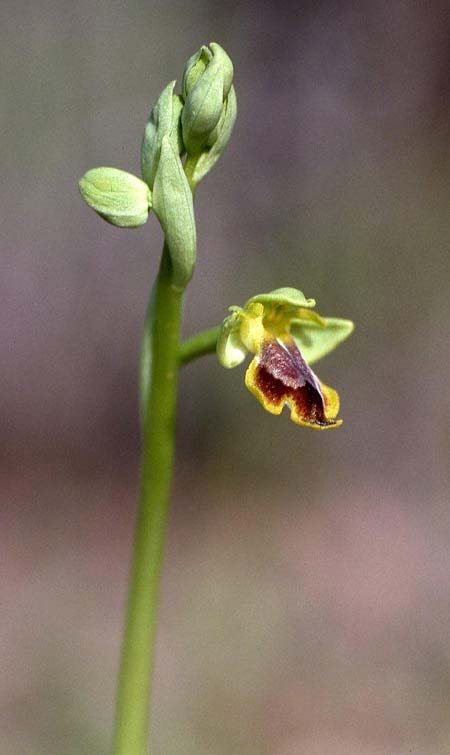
[188,84,237,185]
[79,167,151,228]
[181,42,234,157]
[141,81,184,189]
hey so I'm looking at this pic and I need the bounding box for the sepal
[247,288,316,310]
[209,42,234,97]
[182,46,212,98]
[78,167,151,228]
[181,69,224,155]
[291,317,354,365]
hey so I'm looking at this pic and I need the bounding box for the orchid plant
[79,42,353,755]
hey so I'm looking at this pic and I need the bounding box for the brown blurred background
[2,1,450,753]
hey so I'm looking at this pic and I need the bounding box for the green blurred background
[2,1,450,753]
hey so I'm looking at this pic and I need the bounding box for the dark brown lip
[255,338,336,427]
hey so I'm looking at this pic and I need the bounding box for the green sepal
[208,43,233,97]
[247,288,316,310]
[181,69,224,156]
[141,81,184,189]
[291,317,354,364]
[182,46,212,99]
[78,167,151,228]
[216,311,247,368]
[152,135,196,289]
[189,85,237,185]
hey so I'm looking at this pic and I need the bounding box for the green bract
[181,42,235,164]
[78,167,151,228]
[141,81,184,190]
[152,136,196,289]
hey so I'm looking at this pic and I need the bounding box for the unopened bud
[190,84,237,185]
[79,167,151,228]
[181,42,234,157]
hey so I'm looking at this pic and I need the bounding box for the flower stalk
[178,325,220,366]
[112,244,183,755]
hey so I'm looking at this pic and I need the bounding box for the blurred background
[2,1,450,753]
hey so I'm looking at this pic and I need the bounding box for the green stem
[112,243,183,755]
[178,326,219,366]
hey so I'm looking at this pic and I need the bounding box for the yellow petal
[288,379,342,430]
[245,357,284,415]
[321,381,341,419]
[240,303,268,354]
